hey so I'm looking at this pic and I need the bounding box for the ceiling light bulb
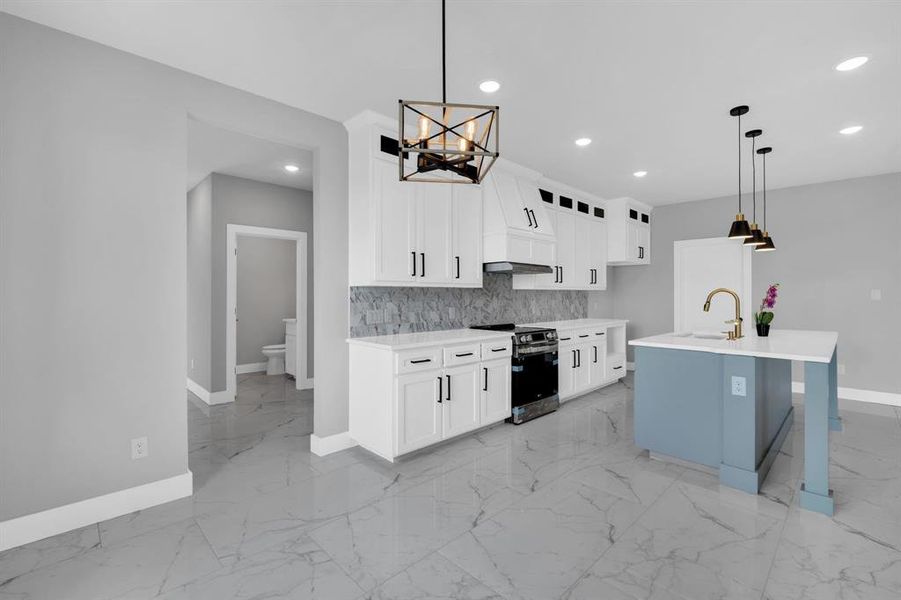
[284,164,300,173]
[839,125,862,135]
[479,80,500,93]
[574,137,592,147]
[835,56,868,71]
[633,171,647,178]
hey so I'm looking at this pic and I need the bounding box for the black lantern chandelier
[727,106,752,239]
[398,0,499,184]
[755,146,776,252]
[744,128,766,247]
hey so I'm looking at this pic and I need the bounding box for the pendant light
[755,146,776,252]
[398,0,500,184]
[727,106,752,239]
[744,128,766,246]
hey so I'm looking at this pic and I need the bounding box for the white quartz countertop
[347,328,513,350]
[524,318,628,331]
[629,329,838,363]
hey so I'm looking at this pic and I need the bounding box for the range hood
[483,261,553,275]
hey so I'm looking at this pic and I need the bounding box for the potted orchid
[754,283,780,337]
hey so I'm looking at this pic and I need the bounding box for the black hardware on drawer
[559,196,573,209]
[491,347,507,352]
[380,135,409,159]
[455,352,473,357]
[578,334,589,338]
[539,188,554,204]
[560,337,572,341]
[595,332,605,336]
[410,358,432,364]
[613,366,623,370]
[641,213,649,223]
[629,209,638,220]
[577,201,589,214]
[594,207,605,218]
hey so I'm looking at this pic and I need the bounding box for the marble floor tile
[0,525,100,586]
[439,477,647,600]
[309,459,523,591]
[0,520,221,600]
[362,553,503,600]
[157,536,363,600]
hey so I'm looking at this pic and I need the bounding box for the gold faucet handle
[724,319,741,325]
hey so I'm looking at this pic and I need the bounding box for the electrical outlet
[870,289,882,301]
[731,376,747,397]
[838,363,846,375]
[131,437,149,460]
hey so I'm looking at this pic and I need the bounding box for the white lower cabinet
[556,323,628,402]
[349,337,512,462]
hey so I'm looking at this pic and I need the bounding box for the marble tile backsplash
[349,273,588,337]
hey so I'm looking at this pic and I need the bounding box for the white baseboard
[792,381,901,407]
[236,362,267,374]
[310,431,357,456]
[0,471,192,552]
[186,377,233,405]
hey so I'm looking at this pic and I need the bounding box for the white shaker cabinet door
[590,219,608,289]
[373,160,416,282]
[573,216,594,289]
[442,364,481,439]
[480,358,512,425]
[415,182,453,284]
[554,210,576,288]
[396,371,443,455]
[558,346,576,399]
[451,184,483,285]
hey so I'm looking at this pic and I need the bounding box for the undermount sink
[673,331,728,340]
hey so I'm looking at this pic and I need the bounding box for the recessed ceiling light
[479,80,500,93]
[835,56,868,71]
[284,164,300,173]
[574,137,592,147]
[633,170,647,178]
[839,125,862,135]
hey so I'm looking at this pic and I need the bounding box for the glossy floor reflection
[1,374,900,599]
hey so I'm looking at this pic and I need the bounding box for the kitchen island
[630,329,840,515]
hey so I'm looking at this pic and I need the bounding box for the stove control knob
[520,334,531,343]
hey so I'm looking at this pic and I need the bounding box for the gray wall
[210,174,313,387]
[186,177,213,389]
[590,172,901,394]
[237,237,296,365]
[350,273,588,338]
[0,14,348,522]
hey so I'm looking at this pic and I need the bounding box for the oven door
[511,350,558,407]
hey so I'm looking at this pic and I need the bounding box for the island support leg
[799,354,836,516]
[828,349,842,432]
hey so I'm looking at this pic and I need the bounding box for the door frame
[673,237,753,332]
[226,224,310,399]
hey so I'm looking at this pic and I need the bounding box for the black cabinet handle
[572,350,577,368]
[556,266,561,283]
[576,349,581,367]
[437,376,442,403]
[446,374,451,401]
[523,207,533,227]
[420,252,425,277]
[455,256,460,279]
[529,209,538,228]
[613,365,623,370]
[411,251,416,277]
[483,367,488,391]
[410,358,432,364]
[595,332,605,336]
[491,347,507,352]
[455,352,473,357]
[593,346,598,363]
[560,337,571,341]
[579,334,589,338]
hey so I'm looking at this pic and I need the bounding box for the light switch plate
[731,376,747,397]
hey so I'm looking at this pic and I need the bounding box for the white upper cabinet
[346,111,483,287]
[513,179,608,290]
[607,197,652,265]
[482,160,556,267]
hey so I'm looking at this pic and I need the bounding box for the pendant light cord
[762,153,767,231]
[737,114,742,213]
[751,136,757,223]
[441,0,446,105]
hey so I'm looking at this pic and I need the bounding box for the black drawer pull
[410,358,432,364]
[578,334,589,338]
[560,337,571,341]
[613,366,623,370]
[491,347,507,352]
[595,332,605,336]
[455,352,474,357]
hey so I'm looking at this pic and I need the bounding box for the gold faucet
[703,288,743,340]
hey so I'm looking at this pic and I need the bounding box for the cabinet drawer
[396,347,443,374]
[444,343,481,366]
[573,328,595,342]
[557,331,577,347]
[481,339,512,359]
[606,355,626,380]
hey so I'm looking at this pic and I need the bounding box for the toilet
[261,344,286,375]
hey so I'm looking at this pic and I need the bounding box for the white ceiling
[187,118,313,191]
[4,1,900,205]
